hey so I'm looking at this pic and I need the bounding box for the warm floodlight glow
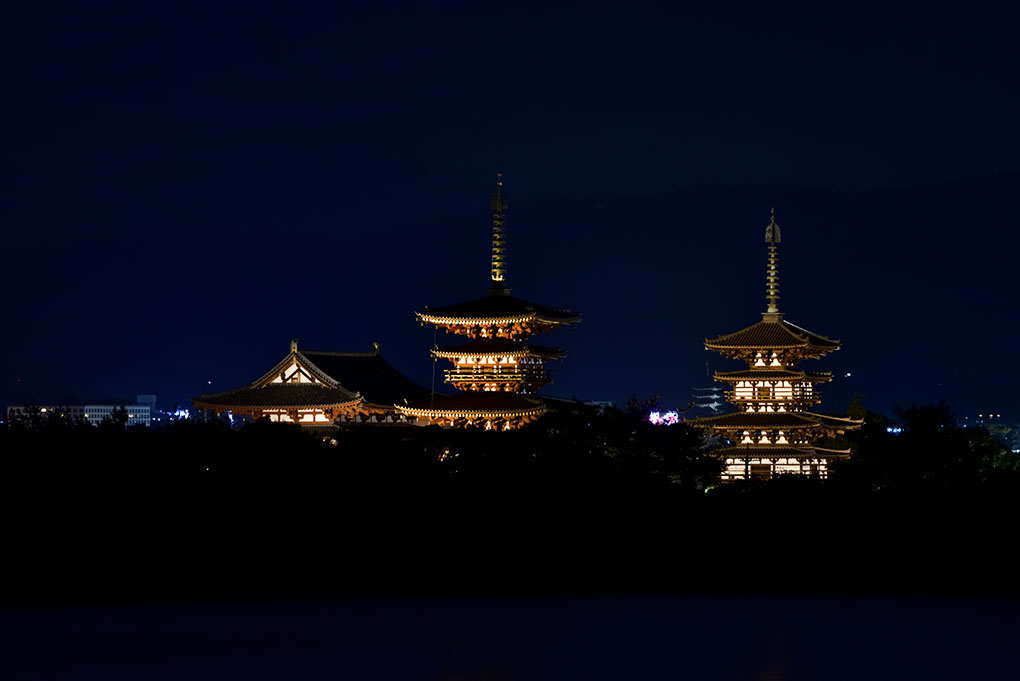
[688,210,862,481]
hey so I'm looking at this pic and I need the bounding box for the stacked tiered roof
[689,209,862,479]
[397,174,579,429]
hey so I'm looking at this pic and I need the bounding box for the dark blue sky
[3,1,1019,418]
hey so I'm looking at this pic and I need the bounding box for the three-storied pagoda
[689,209,862,480]
[397,174,580,429]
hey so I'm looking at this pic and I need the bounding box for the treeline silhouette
[2,401,1017,603]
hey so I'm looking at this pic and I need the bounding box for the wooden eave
[711,445,852,460]
[713,369,832,383]
[816,414,865,429]
[705,315,840,354]
[416,294,580,329]
[396,404,545,420]
[396,393,546,420]
[192,384,362,411]
[431,341,565,360]
[689,414,863,443]
[689,411,861,430]
[689,412,828,430]
[418,311,538,327]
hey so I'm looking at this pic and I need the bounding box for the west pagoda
[397,174,580,429]
[689,209,862,480]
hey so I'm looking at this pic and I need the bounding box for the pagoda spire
[489,172,509,295]
[764,207,781,314]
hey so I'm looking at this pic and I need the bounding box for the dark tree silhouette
[100,405,129,430]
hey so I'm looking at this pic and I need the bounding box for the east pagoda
[397,174,580,429]
[689,209,862,480]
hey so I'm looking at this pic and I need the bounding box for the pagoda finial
[489,172,509,295]
[764,207,781,314]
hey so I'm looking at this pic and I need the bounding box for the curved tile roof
[705,314,839,351]
[714,369,832,381]
[690,411,863,430]
[193,345,432,413]
[398,392,544,417]
[299,350,432,407]
[711,445,852,459]
[691,412,826,429]
[194,383,360,409]
[418,294,579,325]
[431,339,565,359]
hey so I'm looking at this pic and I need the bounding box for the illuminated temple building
[396,174,580,429]
[689,210,862,480]
[193,341,431,426]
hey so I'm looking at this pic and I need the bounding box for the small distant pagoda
[689,209,862,480]
[397,174,580,429]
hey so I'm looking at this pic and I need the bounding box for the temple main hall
[192,340,431,426]
[688,209,862,480]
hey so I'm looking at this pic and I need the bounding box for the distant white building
[6,403,152,427]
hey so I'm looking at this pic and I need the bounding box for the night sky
[4,2,1019,419]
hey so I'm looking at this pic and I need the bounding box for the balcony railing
[445,368,550,384]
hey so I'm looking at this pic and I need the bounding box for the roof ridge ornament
[290,338,299,353]
[489,172,510,296]
[764,207,781,314]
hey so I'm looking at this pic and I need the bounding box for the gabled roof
[705,313,839,352]
[299,350,432,407]
[431,339,565,359]
[247,349,338,389]
[194,347,361,410]
[418,293,580,326]
[193,343,431,412]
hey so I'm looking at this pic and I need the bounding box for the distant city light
[649,410,679,426]
[886,426,904,434]
[173,408,190,420]
[844,372,852,377]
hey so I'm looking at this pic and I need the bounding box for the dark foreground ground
[3,426,1017,604]
[3,417,1019,679]
[10,491,1016,603]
